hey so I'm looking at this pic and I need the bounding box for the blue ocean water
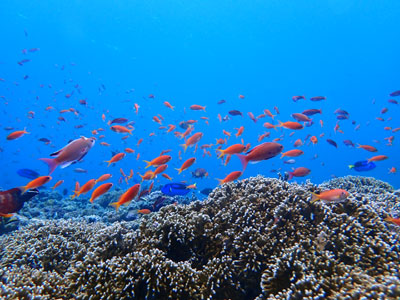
[0,0,399,197]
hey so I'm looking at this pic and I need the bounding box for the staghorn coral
[0,175,399,299]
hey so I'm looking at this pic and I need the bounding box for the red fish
[176,158,196,174]
[0,188,38,216]
[310,189,349,203]
[90,183,113,203]
[236,142,283,171]
[7,128,29,140]
[217,171,242,184]
[39,136,95,174]
[288,167,311,180]
[110,184,141,211]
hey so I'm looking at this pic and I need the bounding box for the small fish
[22,176,52,193]
[389,90,400,97]
[110,125,133,135]
[284,159,296,164]
[191,168,208,178]
[90,183,113,203]
[39,136,95,174]
[51,180,64,190]
[217,144,246,159]
[161,183,191,196]
[349,160,376,172]
[310,189,349,203]
[17,169,40,179]
[228,110,243,116]
[367,155,388,163]
[74,168,88,173]
[110,184,141,211]
[278,121,303,130]
[310,96,326,101]
[144,155,172,168]
[357,144,377,152]
[105,153,126,167]
[384,217,400,226]
[281,149,304,158]
[292,95,305,102]
[176,158,196,174]
[288,167,311,180]
[189,104,206,111]
[236,142,283,171]
[326,139,338,148]
[302,109,322,116]
[217,171,242,184]
[343,140,355,147]
[217,99,226,104]
[108,118,129,125]
[137,208,152,214]
[7,128,29,140]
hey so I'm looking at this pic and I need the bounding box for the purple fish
[388,99,398,104]
[302,109,322,116]
[343,140,355,147]
[326,139,337,148]
[336,115,349,120]
[228,110,243,116]
[108,118,128,125]
[217,99,226,104]
[310,96,326,101]
[389,90,400,97]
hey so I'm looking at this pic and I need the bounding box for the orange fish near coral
[90,183,113,203]
[217,171,242,185]
[288,167,311,180]
[72,179,96,199]
[110,184,141,211]
[310,189,349,203]
[236,142,283,171]
[22,176,52,194]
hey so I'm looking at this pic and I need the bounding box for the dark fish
[152,196,167,210]
[200,188,213,195]
[343,140,355,147]
[336,115,349,120]
[17,169,40,179]
[191,168,208,178]
[349,160,376,172]
[292,95,305,102]
[388,99,398,104]
[302,109,322,116]
[17,59,30,66]
[179,121,190,130]
[310,96,326,101]
[389,90,400,97]
[74,125,84,129]
[334,109,349,115]
[63,188,68,196]
[0,188,38,215]
[79,99,87,105]
[109,118,128,125]
[4,127,15,131]
[326,139,337,148]
[74,168,88,173]
[228,110,243,117]
[38,138,51,143]
[217,99,226,104]
[161,183,191,196]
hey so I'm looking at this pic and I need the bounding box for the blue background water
[0,0,399,195]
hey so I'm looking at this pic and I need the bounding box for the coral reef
[0,176,399,299]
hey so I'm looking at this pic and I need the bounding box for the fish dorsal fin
[50,149,62,157]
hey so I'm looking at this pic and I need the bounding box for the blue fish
[16,169,40,179]
[161,183,191,196]
[349,160,376,172]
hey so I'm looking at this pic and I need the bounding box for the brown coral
[0,176,399,299]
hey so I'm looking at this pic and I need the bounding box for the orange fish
[167,124,176,133]
[134,103,140,114]
[95,173,112,183]
[163,101,174,110]
[288,167,311,180]
[186,183,197,189]
[125,148,135,153]
[40,136,96,174]
[137,208,151,214]
[222,130,231,138]
[310,136,318,144]
[357,144,378,152]
[152,164,168,179]
[239,95,245,99]
[176,158,196,174]
[263,122,276,129]
[217,171,242,185]
[137,138,143,146]
[294,139,303,147]
[181,132,203,152]
[110,184,141,211]
[51,180,64,190]
[385,217,400,226]
[367,155,388,162]
[216,144,246,159]
[110,125,133,135]
[281,149,304,158]
[7,128,29,140]
[190,104,206,111]
[152,116,162,124]
[105,153,126,167]
[144,155,172,168]
[278,121,303,130]
[72,179,96,199]
[310,189,349,203]
[89,183,113,203]
[235,126,244,137]
[388,167,396,174]
[264,109,275,119]
[162,173,173,180]
[22,176,52,193]
[139,170,154,182]
[100,142,110,147]
[236,142,283,171]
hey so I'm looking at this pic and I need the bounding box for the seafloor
[0,175,399,299]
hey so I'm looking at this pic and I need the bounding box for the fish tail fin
[216,178,224,185]
[236,154,248,172]
[348,165,354,169]
[203,106,206,112]
[143,160,151,169]
[39,158,58,174]
[104,160,111,167]
[110,202,120,211]
[23,127,30,134]
[216,149,225,159]
[280,153,285,158]
[180,144,188,153]
[175,168,182,175]
[129,129,133,135]
[288,172,294,180]
[310,192,320,203]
